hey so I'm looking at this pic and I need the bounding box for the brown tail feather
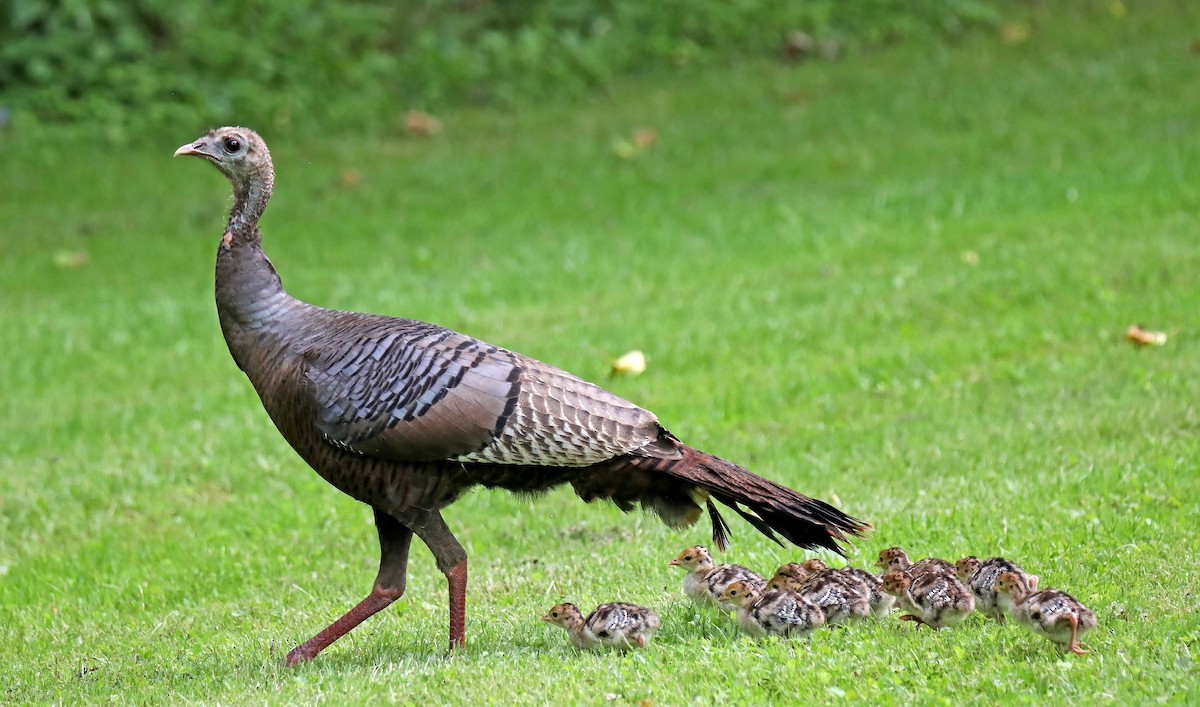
[667,446,870,555]
[564,435,869,553]
[705,497,733,552]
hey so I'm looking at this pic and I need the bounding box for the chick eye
[552,612,559,618]
[224,137,242,153]
[684,555,693,561]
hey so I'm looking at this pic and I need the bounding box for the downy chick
[542,602,661,650]
[995,571,1096,655]
[880,570,974,629]
[719,580,824,638]
[875,547,955,577]
[671,545,764,611]
[955,555,1038,623]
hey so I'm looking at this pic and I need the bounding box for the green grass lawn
[3,2,1199,704]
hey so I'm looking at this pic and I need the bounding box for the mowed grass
[2,3,1199,704]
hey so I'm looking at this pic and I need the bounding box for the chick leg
[1066,614,1088,655]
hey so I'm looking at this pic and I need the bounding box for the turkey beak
[174,140,208,158]
[540,613,552,622]
[668,558,681,566]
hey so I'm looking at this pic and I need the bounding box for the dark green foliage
[0,0,999,128]
[1,0,404,127]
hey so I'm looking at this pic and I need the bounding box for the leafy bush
[0,0,999,130]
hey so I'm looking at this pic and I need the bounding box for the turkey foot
[286,585,402,666]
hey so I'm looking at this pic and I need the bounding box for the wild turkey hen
[174,127,870,665]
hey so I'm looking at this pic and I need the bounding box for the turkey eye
[685,555,693,561]
[224,137,242,153]
[552,612,558,618]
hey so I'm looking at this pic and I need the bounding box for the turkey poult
[766,562,809,591]
[174,127,869,665]
[875,547,954,577]
[719,581,825,638]
[793,572,871,626]
[670,545,766,611]
[765,560,871,625]
[955,556,1038,624]
[994,571,1096,655]
[767,558,849,590]
[880,570,974,630]
[840,566,895,618]
[542,602,661,650]
[769,560,893,618]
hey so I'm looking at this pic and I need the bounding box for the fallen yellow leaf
[1126,325,1167,346]
[610,350,648,377]
[633,128,658,149]
[53,249,89,268]
[1000,22,1029,44]
[404,110,443,137]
